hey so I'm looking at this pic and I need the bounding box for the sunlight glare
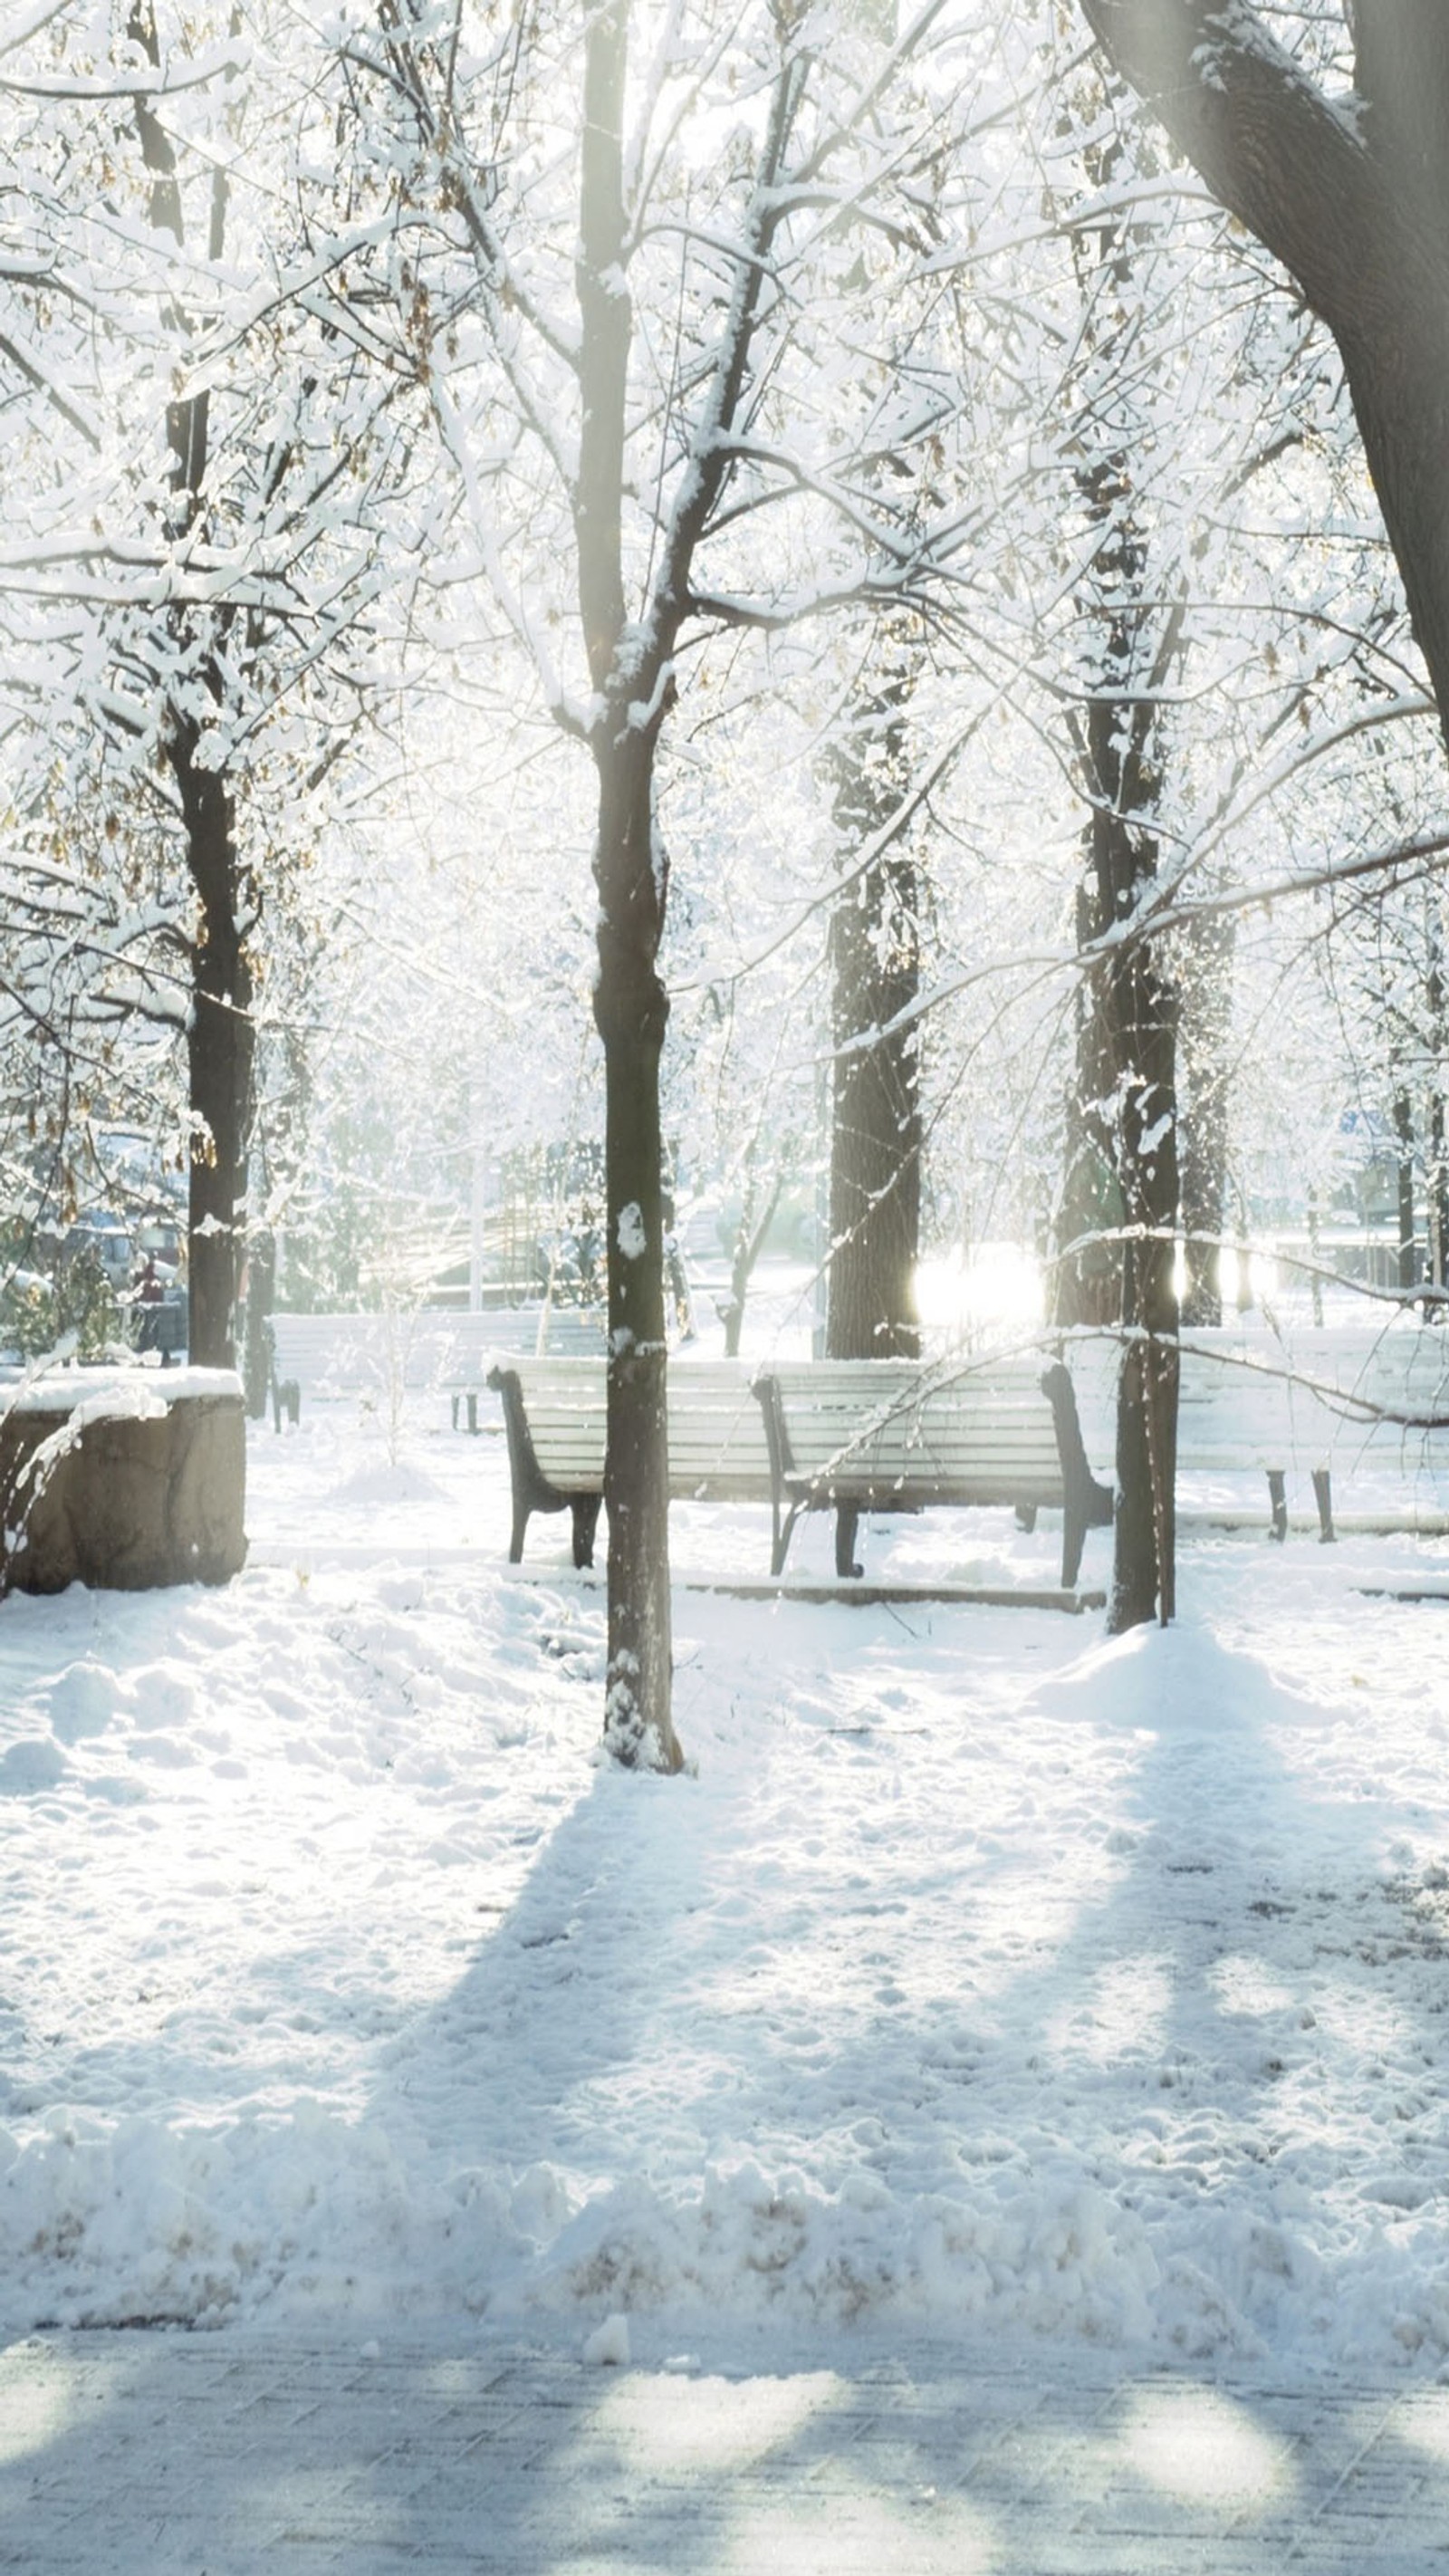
[1396,2389,1449,2463]
[593,2370,842,2473]
[1218,1245,1279,1306]
[915,1244,1043,1339]
[1118,2383,1295,2509]
[0,2349,81,2476]
[723,2484,997,2572]
[1209,1955,1295,2017]
[1043,1955,1172,2065]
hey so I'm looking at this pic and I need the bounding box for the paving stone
[5,2329,1449,2570]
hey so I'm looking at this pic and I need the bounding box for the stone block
[0,1370,246,1595]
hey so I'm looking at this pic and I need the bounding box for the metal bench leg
[451,1394,461,1431]
[1312,1466,1335,1543]
[1015,1502,1038,1533]
[1061,1506,1086,1590]
[571,1495,602,1570]
[1267,1469,1288,1542]
[835,1504,863,1580]
[509,1503,531,1564]
[771,1501,801,1579]
[466,1391,479,1435]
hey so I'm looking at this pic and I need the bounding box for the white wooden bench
[1174,1345,1332,1538]
[750,1357,1113,1582]
[1066,1324,1449,1539]
[485,1357,770,1564]
[265,1307,606,1430]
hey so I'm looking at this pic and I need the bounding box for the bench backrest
[268,1307,605,1394]
[493,1358,770,1497]
[759,1358,1066,1504]
[1058,1324,1449,1481]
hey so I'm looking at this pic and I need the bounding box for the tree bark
[1054,869,1126,1330]
[826,670,922,1361]
[590,727,680,1773]
[176,734,254,1367]
[1085,700,1181,1631]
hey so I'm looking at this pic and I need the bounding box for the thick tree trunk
[827,872,922,1360]
[591,731,681,1774]
[1082,697,1181,1636]
[1106,931,1180,1629]
[826,674,922,1362]
[1054,874,1126,1329]
[172,730,253,1370]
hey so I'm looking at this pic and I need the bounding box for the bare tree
[347,0,966,1767]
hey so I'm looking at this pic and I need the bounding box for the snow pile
[2,1398,1449,2373]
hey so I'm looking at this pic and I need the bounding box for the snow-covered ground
[4,1331,1449,2381]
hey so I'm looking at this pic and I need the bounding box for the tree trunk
[1177,916,1234,1330]
[243,1223,275,1418]
[1054,875,1126,1329]
[826,670,922,1361]
[575,0,681,1773]
[591,728,681,1774]
[1106,928,1180,1630]
[1085,715,1181,1633]
[1427,946,1449,1313]
[1061,111,1184,1629]
[172,730,253,1370]
[721,1163,783,1360]
[1395,1083,1419,1293]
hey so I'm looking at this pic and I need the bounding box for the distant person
[661,1193,695,1343]
[136,1255,168,1356]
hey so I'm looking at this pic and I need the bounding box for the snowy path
[5,2326,1449,2571]
[1,1402,1448,2382]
